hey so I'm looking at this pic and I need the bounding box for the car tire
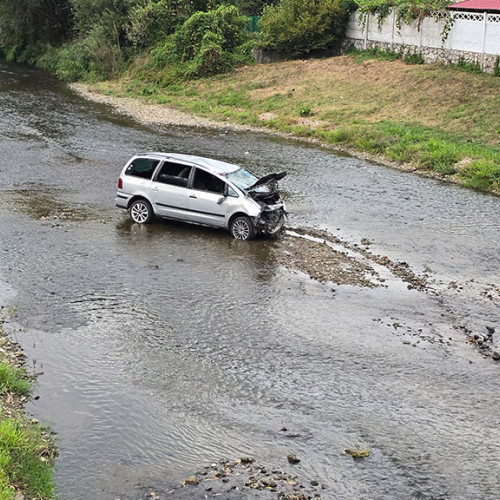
[230,216,255,240]
[130,199,154,224]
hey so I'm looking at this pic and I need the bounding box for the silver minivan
[115,152,287,240]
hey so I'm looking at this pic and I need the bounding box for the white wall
[346,10,500,70]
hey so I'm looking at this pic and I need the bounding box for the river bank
[68,81,445,181]
[69,53,500,194]
[0,315,56,499]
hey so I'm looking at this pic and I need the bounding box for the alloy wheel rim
[132,203,148,223]
[233,220,250,239]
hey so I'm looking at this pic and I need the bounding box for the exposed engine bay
[246,172,287,235]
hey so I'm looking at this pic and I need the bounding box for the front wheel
[129,199,154,224]
[230,216,255,240]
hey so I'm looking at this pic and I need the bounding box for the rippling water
[1,61,499,499]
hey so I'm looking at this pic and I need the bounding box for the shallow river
[0,61,499,500]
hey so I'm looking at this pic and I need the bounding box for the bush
[127,0,190,49]
[403,52,424,65]
[151,5,252,80]
[173,5,249,61]
[52,42,92,81]
[257,0,351,57]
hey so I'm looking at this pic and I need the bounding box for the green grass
[0,328,55,499]
[0,364,31,396]
[91,53,500,194]
[0,418,55,499]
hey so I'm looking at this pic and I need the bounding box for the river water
[0,61,499,499]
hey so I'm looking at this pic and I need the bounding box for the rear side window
[125,158,159,179]
[192,169,226,194]
[156,162,192,187]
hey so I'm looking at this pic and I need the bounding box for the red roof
[448,0,500,11]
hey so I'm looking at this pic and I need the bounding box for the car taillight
[118,178,123,189]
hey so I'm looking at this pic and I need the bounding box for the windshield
[226,168,258,190]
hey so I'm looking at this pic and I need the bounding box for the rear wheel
[230,216,255,240]
[130,199,154,224]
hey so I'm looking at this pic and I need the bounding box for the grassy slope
[96,54,500,193]
[0,328,55,499]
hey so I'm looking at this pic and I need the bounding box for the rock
[345,448,370,458]
[183,476,199,486]
[261,478,277,488]
[287,453,301,464]
[492,351,500,361]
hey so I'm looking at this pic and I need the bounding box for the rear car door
[149,161,192,219]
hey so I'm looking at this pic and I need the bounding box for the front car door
[187,168,229,227]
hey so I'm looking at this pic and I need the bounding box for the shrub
[53,42,92,81]
[257,0,351,57]
[173,5,249,61]
[456,58,482,74]
[127,0,190,49]
[152,5,252,80]
[403,52,424,65]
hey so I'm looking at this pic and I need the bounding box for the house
[448,0,500,13]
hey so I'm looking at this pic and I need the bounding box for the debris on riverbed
[345,447,371,459]
[167,457,324,499]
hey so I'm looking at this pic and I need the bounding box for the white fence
[345,10,500,72]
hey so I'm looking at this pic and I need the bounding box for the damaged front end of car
[246,171,287,236]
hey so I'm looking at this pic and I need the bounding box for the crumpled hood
[245,171,287,191]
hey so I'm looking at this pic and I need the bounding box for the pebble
[492,351,500,361]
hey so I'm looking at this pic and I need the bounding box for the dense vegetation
[0,325,55,499]
[0,0,352,81]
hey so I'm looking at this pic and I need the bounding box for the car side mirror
[216,195,226,205]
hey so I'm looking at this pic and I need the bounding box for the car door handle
[152,186,159,191]
[189,194,197,199]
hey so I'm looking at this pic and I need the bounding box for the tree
[0,0,72,56]
[258,0,351,57]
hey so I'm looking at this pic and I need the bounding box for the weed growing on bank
[0,324,56,500]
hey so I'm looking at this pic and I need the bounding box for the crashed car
[115,152,287,240]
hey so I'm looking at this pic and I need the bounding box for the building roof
[448,0,500,11]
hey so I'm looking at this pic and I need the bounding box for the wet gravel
[164,456,325,499]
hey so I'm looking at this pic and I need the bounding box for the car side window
[156,162,192,187]
[192,169,225,194]
[125,158,159,179]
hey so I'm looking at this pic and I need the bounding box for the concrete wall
[345,10,500,73]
